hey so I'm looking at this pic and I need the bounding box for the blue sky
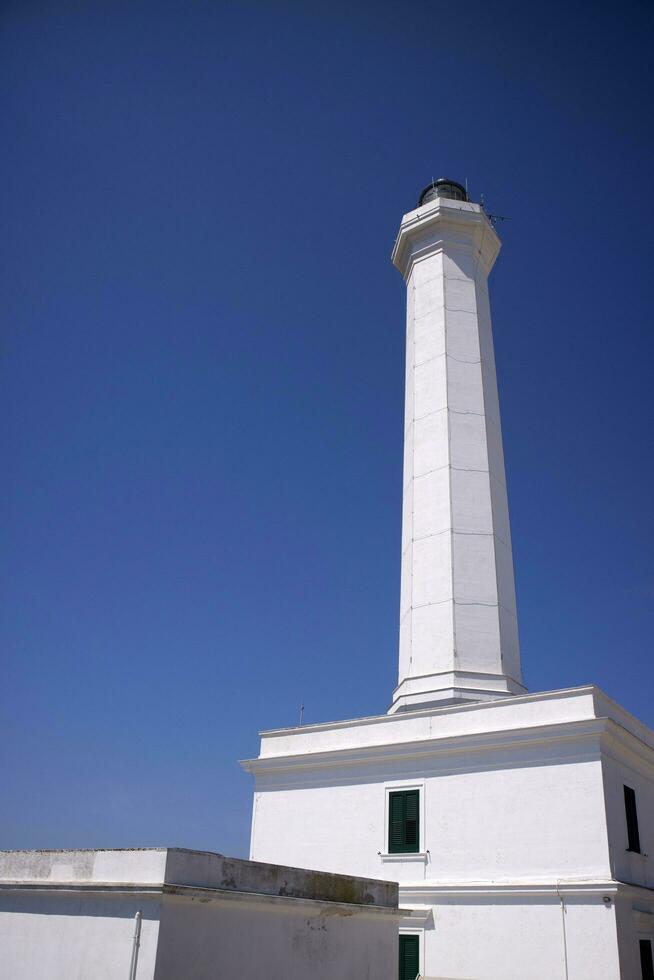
[2,0,653,857]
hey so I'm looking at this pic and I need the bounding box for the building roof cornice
[242,717,608,778]
[242,687,654,782]
[257,684,601,739]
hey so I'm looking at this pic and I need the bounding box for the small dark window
[389,789,420,854]
[625,785,641,853]
[640,939,654,980]
[399,934,420,980]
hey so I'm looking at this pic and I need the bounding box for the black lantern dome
[418,178,468,207]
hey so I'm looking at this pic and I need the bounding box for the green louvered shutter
[399,934,420,980]
[389,790,420,853]
[404,789,419,850]
[389,792,406,852]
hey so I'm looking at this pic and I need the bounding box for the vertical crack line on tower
[408,272,416,677]
[443,250,457,668]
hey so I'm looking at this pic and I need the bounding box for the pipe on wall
[128,910,142,980]
[555,884,569,980]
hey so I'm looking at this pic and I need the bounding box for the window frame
[398,929,424,980]
[388,789,420,854]
[383,782,425,857]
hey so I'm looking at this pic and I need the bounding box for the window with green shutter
[399,933,420,980]
[625,785,641,853]
[388,789,420,853]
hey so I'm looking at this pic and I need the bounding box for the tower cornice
[392,198,501,281]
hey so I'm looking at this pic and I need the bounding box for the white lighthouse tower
[391,179,524,712]
[244,181,654,980]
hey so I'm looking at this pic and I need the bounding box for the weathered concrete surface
[0,848,401,980]
[0,847,397,909]
[0,847,168,884]
[164,849,398,907]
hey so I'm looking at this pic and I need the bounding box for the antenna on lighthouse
[298,702,305,726]
[480,192,512,226]
[487,212,512,226]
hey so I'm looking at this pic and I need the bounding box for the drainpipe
[555,884,569,980]
[128,910,142,980]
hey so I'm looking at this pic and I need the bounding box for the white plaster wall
[614,895,654,980]
[250,752,611,883]
[251,780,381,878]
[419,896,620,980]
[602,752,654,889]
[614,896,640,980]
[0,893,160,980]
[0,890,398,980]
[153,895,399,980]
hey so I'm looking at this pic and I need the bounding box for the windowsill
[379,852,428,862]
[626,849,648,858]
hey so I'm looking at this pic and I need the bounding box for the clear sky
[2,0,653,857]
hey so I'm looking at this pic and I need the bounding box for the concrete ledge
[0,848,399,911]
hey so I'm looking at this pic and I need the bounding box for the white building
[0,847,402,979]
[243,180,654,980]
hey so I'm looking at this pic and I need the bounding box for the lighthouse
[243,180,654,980]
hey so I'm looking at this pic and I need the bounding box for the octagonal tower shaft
[389,196,526,712]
